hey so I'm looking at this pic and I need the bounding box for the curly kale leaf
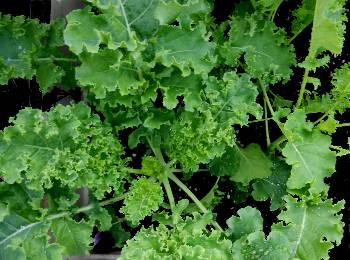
[120,213,232,259]
[0,103,127,199]
[162,110,234,172]
[121,178,164,225]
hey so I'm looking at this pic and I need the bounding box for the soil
[0,0,349,257]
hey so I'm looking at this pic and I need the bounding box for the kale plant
[0,0,349,259]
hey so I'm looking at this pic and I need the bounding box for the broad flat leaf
[155,24,216,76]
[282,110,336,195]
[51,218,92,256]
[36,61,65,93]
[86,0,159,39]
[64,7,136,55]
[252,158,291,210]
[231,230,294,260]
[0,213,62,260]
[204,72,262,126]
[224,15,295,83]
[226,207,263,241]
[121,178,164,225]
[76,49,145,99]
[155,0,210,27]
[159,71,204,111]
[210,144,272,185]
[143,109,175,129]
[309,0,347,56]
[291,0,315,36]
[273,196,344,260]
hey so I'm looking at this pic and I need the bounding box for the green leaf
[210,144,272,185]
[64,7,136,55]
[282,110,336,195]
[76,49,145,99]
[155,0,211,27]
[51,218,92,256]
[224,15,295,83]
[121,178,164,225]
[273,196,344,260]
[155,24,216,76]
[159,71,204,111]
[226,207,263,241]
[309,0,347,56]
[252,158,291,211]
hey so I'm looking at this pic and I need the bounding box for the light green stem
[168,172,223,232]
[162,176,176,219]
[295,69,310,108]
[264,99,271,147]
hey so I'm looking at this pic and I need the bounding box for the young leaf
[121,178,164,225]
[226,207,263,241]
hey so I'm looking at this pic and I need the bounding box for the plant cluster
[0,0,349,259]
